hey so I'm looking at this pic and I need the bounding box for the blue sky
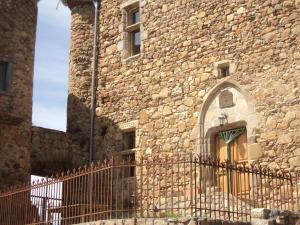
[32,0,71,131]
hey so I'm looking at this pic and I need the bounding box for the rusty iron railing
[0,154,299,225]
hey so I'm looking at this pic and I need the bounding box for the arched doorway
[199,81,258,196]
[199,81,257,159]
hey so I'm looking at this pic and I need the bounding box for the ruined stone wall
[66,0,300,171]
[0,0,37,188]
[31,126,82,176]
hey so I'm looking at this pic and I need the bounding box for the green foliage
[162,211,182,219]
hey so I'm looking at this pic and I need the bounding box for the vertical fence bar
[111,157,114,219]
[1,154,299,224]
[204,159,207,218]
[98,166,102,220]
[217,159,221,220]
[177,154,180,216]
[195,156,199,217]
[212,159,216,220]
[164,157,168,216]
[227,161,230,221]
[121,160,124,218]
[296,173,299,211]
[127,157,130,218]
[146,159,150,218]
[152,159,156,218]
[289,173,293,211]
[222,165,225,221]
[157,159,161,218]
[115,157,119,219]
[231,163,235,221]
[183,155,187,217]
[278,172,281,210]
[207,159,211,220]
[190,153,193,217]
[170,156,174,215]
[139,156,143,218]
[133,158,137,218]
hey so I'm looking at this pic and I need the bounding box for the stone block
[251,208,271,219]
[248,143,263,160]
[277,134,292,144]
[289,156,300,167]
[250,218,273,225]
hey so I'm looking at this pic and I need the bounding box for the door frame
[204,121,248,160]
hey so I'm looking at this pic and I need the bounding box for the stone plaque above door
[219,90,234,108]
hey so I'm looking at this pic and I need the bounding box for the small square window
[0,62,8,92]
[218,64,230,78]
[123,130,136,150]
[124,5,141,58]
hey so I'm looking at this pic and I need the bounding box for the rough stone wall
[31,126,81,176]
[0,0,37,188]
[66,0,300,171]
[67,1,95,163]
[73,209,299,225]
[75,218,251,225]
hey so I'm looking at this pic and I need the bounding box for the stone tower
[0,0,37,188]
[65,0,96,164]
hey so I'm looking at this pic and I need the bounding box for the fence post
[226,160,231,221]
[139,156,144,218]
[110,156,114,219]
[190,153,193,217]
[8,194,12,225]
[296,173,299,211]
[89,165,94,221]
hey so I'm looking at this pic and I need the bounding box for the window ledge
[0,91,15,97]
[126,23,140,32]
[122,54,141,63]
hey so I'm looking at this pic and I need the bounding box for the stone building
[64,0,300,172]
[0,0,82,188]
[0,0,37,188]
[0,0,299,189]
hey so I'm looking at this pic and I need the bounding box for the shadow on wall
[31,94,124,176]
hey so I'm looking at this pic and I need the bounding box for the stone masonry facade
[31,126,81,176]
[65,0,300,172]
[0,0,300,189]
[0,0,37,188]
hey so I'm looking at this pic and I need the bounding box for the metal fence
[0,154,299,225]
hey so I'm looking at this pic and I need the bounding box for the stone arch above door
[197,81,261,161]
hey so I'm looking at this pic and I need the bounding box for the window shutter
[0,62,8,91]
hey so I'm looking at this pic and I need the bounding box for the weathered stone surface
[31,126,81,175]
[0,0,37,188]
[251,209,300,225]
[63,0,300,173]
[251,208,271,219]
[219,90,234,109]
[248,143,263,160]
[74,217,251,225]
[289,156,300,167]
[277,134,292,144]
